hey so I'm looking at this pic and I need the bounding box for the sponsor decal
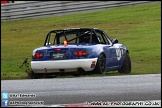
[116,48,121,61]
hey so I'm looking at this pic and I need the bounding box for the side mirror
[112,38,119,44]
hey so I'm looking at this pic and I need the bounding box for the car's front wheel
[118,52,131,74]
[93,54,106,74]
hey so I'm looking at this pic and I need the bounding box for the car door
[98,31,119,69]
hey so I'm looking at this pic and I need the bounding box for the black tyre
[118,53,131,74]
[93,54,106,74]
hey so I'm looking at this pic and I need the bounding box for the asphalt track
[1,74,161,107]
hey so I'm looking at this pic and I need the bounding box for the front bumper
[31,58,97,73]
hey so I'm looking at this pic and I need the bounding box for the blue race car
[30,28,131,78]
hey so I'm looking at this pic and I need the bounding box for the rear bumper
[31,58,97,73]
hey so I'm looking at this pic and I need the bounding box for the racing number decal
[116,48,121,61]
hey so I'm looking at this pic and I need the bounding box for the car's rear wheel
[93,54,106,74]
[118,52,131,74]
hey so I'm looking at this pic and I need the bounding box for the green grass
[1,3,161,80]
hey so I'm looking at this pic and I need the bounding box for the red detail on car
[73,50,89,57]
[34,52,44,59]
[55,48,61,51]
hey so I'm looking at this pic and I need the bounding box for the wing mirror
[112,38,119,44]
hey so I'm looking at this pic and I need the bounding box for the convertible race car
[30,28,131,78]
